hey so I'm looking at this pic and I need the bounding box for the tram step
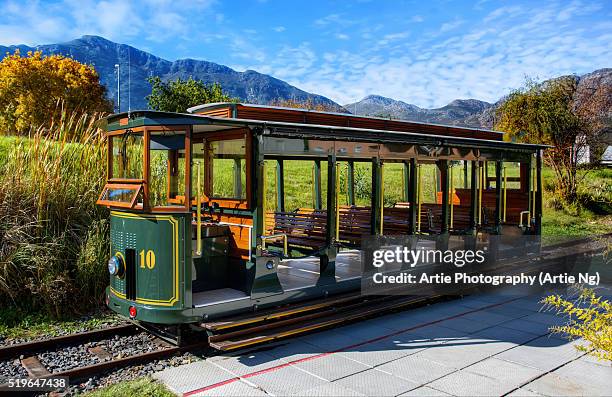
[200,291,364,332]
[208,295,429,351]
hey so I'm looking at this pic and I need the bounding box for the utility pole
[115,64,120,113]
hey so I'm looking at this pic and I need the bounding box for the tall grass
[0,110,108,318]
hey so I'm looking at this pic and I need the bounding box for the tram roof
[104,110,548,152]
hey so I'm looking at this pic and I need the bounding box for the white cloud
[273,26,286,32]
[244,1,611,108]
[335,33,349,40]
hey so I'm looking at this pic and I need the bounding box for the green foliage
[0,110,109,318]
[0,308,119,340]
[0,50,112,134]
[542,287,612,362]
[495,77,594,203]
[146,76,234,113]
[84,377,175,397]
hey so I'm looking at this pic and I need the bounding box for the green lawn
[0,309,122,340]
[84,378,175,397]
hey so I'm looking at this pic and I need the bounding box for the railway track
[0,235,607,393]
[0,324,207,394]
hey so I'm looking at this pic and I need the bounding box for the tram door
[190,134,250,294]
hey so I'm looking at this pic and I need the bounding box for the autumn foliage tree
[495,77,600,203]
[0,50,112,134]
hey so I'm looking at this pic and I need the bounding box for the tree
[146,76,234,113]
[495,77,598,203]
[0,50,112,134]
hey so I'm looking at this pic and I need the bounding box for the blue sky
[0,0,610,107]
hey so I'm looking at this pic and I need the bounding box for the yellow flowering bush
[0,50,112,134]
[542,287,612,361]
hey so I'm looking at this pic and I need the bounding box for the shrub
[0,110,108,318]
[0,50,112,135]
[542,286,612,362]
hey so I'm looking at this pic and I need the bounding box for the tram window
[149,133,186,207]
[209,138,246,199]
[112,133,143,179]
[97,183,143,208]
[382,162,405,207]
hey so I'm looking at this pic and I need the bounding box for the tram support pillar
[249,132,283,298]
[276,159,285,212]
[319,154,337,286]
[494,160,503,235]
[313,160,322,210]
[347,160,355,206]
[437,160,450,251]
[371,158,383,236]
[408,158,417,235]
[535,150,543,236]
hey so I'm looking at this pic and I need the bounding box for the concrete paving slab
[442,336,517,356]
[378,330,449,352]
[456,296,499,309]
[520,311,568,326]
[435,317,493,333]
[398,386,452,396]
[464,357,543,387]
[502,297,545,312]
[408,343,491,370]
[428,369,519,396]
[153,290,610,397]
[299,382,366,396]
[153,361,235,395]
[460,310,515,326]
[339,339,417,367]
[190,380,268,396]
[376,354,456,385]
[495,337,583,372]
[551,359,612,393]
[505,387,544,396]
[264,339,322,362]
[207,350,284,376]
[293,353,371,381]
[579,352,612,367]
[523,372,606,396]
[409,324,469,344]
[499,318,555,335]
[334,320,395,340]
[334,368,419,396]
[246,365,329,395]
[483,303,535,318]
[299,330,359,351]
[471,324,541,345]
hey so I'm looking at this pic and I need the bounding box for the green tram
[98,103,545,331]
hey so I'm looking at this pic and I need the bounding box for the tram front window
[149,132,187,208]
[111,133,144,180]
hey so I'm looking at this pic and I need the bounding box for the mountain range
[0,35,342,112]
[345,67,611,129]
[0,36,609,130]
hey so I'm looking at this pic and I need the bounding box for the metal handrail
[261,233,288,256]
[519,211,530,228]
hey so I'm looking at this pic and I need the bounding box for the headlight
[108,255,124,277]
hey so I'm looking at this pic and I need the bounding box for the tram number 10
[139,250,156,269]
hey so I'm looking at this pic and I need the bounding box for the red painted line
[183,296,520,397]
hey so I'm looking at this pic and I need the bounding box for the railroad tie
[20,356,51,377]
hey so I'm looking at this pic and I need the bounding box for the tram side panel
[107,211,197,324]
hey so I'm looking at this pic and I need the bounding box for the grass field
[84,378,175,397]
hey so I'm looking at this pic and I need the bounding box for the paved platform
[154,288,612,396]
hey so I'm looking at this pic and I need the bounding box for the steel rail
[0,324,137,361]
